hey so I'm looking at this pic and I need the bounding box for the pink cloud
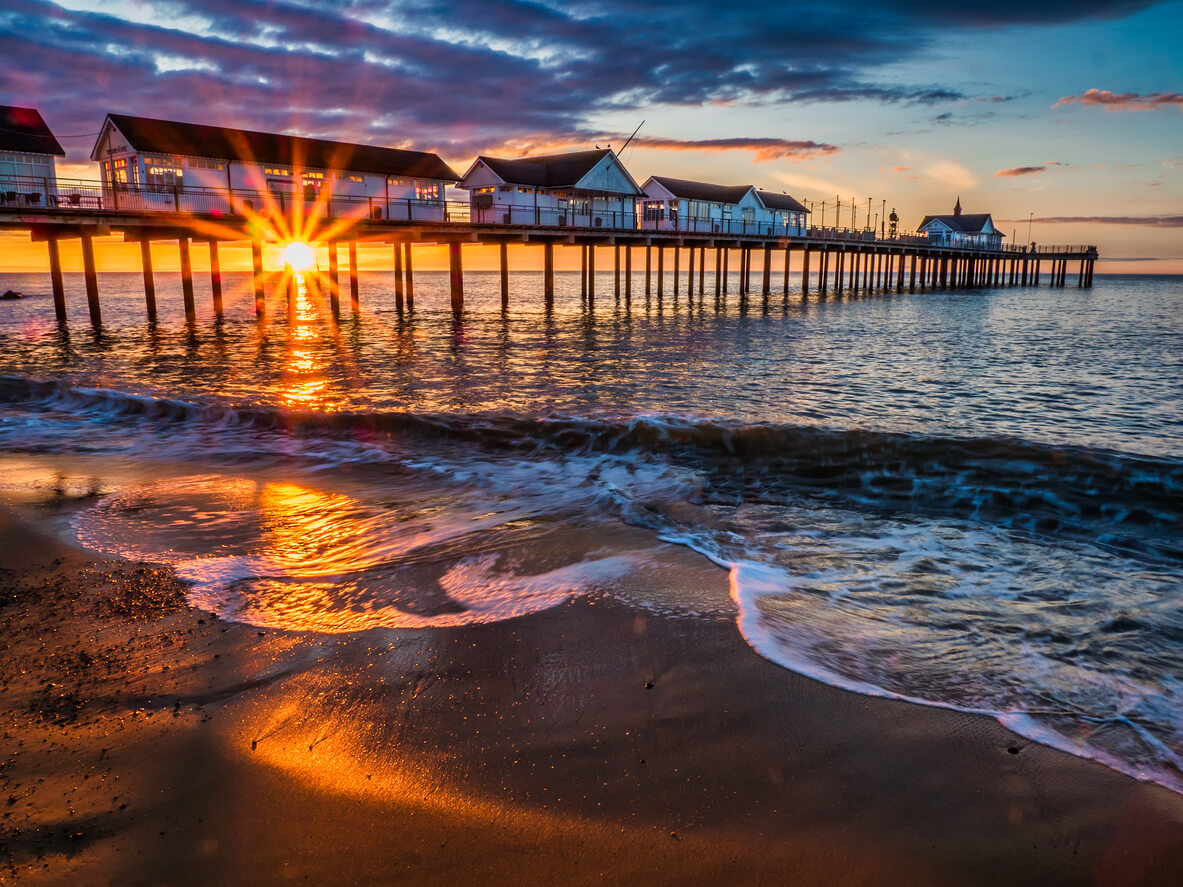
[1054,89,1183,111]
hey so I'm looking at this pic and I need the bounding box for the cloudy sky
[2,0,1181,270]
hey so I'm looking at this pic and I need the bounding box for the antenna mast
[618,120,646,155]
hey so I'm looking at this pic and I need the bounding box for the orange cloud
[1054,89,1183,111]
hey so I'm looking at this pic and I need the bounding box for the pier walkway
[0,177,1099,325]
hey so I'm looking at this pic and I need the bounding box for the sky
[1,0,1180,273]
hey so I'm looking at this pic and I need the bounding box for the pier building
[918,199,1004,249]
[0,106,65,207]
[89,114,460,221]
[640,177,809,236]
[458,149,641,228]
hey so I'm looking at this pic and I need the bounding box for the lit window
[344,174,364,183]
[415,182,441,202]
[387,177,408,186]
[189,158,225,170]
[473,187,495,194]
[264,167,291,176]
[517,187,532,194]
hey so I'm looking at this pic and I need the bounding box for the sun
[283,241,316,271]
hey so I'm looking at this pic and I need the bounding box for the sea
[1,267,1181,794]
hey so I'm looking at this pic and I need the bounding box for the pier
[0,184,1098,326]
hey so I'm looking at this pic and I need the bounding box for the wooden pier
[0,202,1099,326]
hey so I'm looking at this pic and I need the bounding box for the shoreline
[3,505,1183,884]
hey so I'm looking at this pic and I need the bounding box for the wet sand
[2,505,1183,886]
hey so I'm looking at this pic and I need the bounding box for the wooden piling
[722,248,729,293]
[819,249,829,295]
[80,234,100,326]
[580,245,588,300]
[688,246,695,298]
[673,245,680,296]
[251,237,265,316]
[208,241,223,318]
[47,237,66,320]
[543,242,554,307]
[625,245,632,302]
[801,248,811,294]
[328,242,340,315]
[614,245,621,300]
[587,244,595,305]
[348,241,359,311]
[140,239,156,320]
[500,243,509,310]
[762,244,772,294]
[393,243,404,311]
[698,246,705,296]
[645,246,652,296]
[714,248,722,298]
[448,241,463,313]
[404,243,414,309]
[657,246,665,298]
[783,245,791,295]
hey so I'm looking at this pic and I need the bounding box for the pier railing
[0,173,1096,257]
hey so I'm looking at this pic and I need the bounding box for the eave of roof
[755,189,810,213]
[646,175,754,204]
[473,149,640,192]
[95,114,460,180]
[0,106,65,156]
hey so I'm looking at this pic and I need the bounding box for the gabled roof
[92,114,460,180]
[918,213,998,234]
[469,149,639,192]
[645,175,754,204]
[755,190,810,213]
[0,106,65,156]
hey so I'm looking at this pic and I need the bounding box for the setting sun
[283,241,316,271]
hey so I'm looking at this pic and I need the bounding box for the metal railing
[0,173,1097,255]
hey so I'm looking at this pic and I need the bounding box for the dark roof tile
[99,114,459,180]
[918,213,996,234]
[0,106,65,156]
[756,189,810,213]
[646,176,753,204]
[475,149,638,191]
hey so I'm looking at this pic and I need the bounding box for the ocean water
[1,268,1181,794]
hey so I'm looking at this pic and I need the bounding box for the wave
[2,373,1179,564]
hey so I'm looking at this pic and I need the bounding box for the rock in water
[1,290,25,300]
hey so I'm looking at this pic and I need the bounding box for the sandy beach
[1,503,1181,886]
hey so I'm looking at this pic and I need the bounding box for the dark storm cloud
[0,0,1169,166]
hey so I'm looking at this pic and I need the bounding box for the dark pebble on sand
[1007,746,1020,755]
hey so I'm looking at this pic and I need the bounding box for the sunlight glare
[284,241,316,271]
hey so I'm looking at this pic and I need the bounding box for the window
[415,182,441,202]
[387,177,408,186]
[189,158,225,170]
[303,171,324,179]
[343,174,364,183]
[742,207,755,224]
[473,186,495,195]
[570,199,590,215]
[145,158,182,192]
[642,200,664,222]
[264,167,290,176]
[499,185,513,192]
[517,187,533,194]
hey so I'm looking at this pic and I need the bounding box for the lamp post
[1027,212,1034,249]
[881,199,886,239]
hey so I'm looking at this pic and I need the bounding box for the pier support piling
[543,242,554,308]
[762,245,772,295]
[140,240,156,321]
[348,241,359,311]
[251,237,265,316]
[404,243,414,310]
[178,236,196,322]
[208,241,223,318]
[47,237,66,321]
[328,242,340,315]
[500,243,509,310]
[448,242,463,313]
[81,234,100,326]
[393,243,404,312]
